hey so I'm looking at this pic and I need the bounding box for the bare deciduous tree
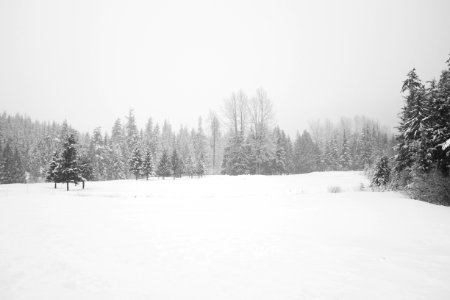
[248,87,274,139]
[223,90,248,137]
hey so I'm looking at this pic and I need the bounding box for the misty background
[1,0,450,136]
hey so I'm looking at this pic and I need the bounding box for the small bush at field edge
[328,186,342,193]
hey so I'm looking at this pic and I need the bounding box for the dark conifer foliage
[196,153,205,177]
[391,55,450,204]
[46,151,61,188]
[60,135,82,190]
[156,149,172,179]
[371,156,391,188]
[171,149,182,179]
[1,142,15,183]
[129,147,143,180]
[142,149,154,180]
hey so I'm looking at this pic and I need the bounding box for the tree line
[370,55,450,205]
[0,89,394,185]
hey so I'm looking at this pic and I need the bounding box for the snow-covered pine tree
[196,152,206,177]
[141,149,154,180]
[0,139,3,183]
[222,135,249,175]
[46,151,62,188]
[185,155,195,178]
[193,117,208,173]
[274,129,287,175]
[0,142,14,183]
[90,127,107,180]
[144,118,153,148]
[151,123,161,162]
[395,69,423,171]
[126,110,139,153]
[157,149,172,179]
[430,56,450,175]
[77,151,94,182]
[12,148,26,183]
[323,138,340,171]
[171,149,182,179]
[294,130,319,173]
[340,131,352,170]
[371,156,391,188]
[59,134,82,191]
[129,147,143,180]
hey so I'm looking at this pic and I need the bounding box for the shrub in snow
[328,186,342,193]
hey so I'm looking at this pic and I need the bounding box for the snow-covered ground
[1,171,450,299]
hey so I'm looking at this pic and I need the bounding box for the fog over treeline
[0,89,394,183]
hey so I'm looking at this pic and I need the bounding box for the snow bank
[1,172,449,299]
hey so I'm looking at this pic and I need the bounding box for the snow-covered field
[1,171,450,300]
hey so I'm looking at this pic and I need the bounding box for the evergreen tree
[323,137,340,171]
[77,149,94,182]
[90,127,107,180]
[59,134,82,190]
[340,131,352,170]
[126,109,139,152]
[0,139,3,182]
[171,149,182,178]
[294,131,318,173]
[429,56,450,174]
[371,156,391,188]
[196,152,206,177]
[46,151,62,188]
[157,149,172,179]
[274,132,287,175]
[12,148,26,183]
[358,125,373,168]
[222,135,249,175]
[1,142,14,183]
[129,147,143,180]
[193,117,208,172]
[185,155,195,178]
[394,68,427,176]
[142,149,154,180]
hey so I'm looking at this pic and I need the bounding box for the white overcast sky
[1,0,450,136]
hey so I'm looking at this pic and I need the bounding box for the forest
[1,53,449,204]
[0,89,393,185]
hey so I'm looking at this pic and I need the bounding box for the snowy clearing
[1,171,450,300]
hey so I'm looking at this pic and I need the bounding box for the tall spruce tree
[1,142,14,183]
[46,151,62,188]
[196,152,205,177]
[129,147,143,180]
[59,134,82,191]
[12,148,26,183]
[157,149,172,179]
[340,131,352,170]
[171,149,182,179]
[142,149,154,180]
[185,155,195,178]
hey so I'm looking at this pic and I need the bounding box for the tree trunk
[82,181,85,189]
[66,182,69,191]
[54,181,57,189]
